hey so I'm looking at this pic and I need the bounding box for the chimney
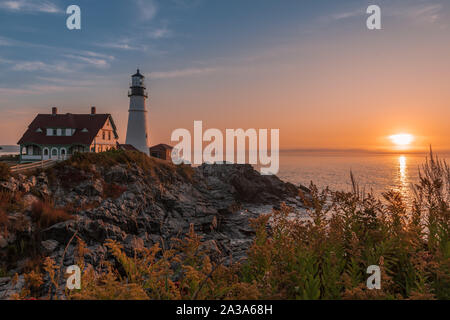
[52,107,57,116]
[91,106,96,115]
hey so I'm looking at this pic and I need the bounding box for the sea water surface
[0,145,19,156]
[2,145,448,205]
[277,150,449,205]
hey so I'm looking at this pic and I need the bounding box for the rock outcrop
[0,157,307,299]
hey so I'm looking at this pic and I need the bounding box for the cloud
[0,36,13,46]
[171,0,203,9]
[11,61,70,73]
[400,3,443,24]
[97,38,167,55]
[64,51,115,69]
[7,51,114,73]
[0,0,62,13]
[136,0,157,21]
[99,38,146,51]
[147,26,172,39]
[328,8,364,21]
[0,85,70,95]
[324,1,446,26]
[150,67,219,79]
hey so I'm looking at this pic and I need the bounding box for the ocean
[277,151,449,205]
[0,145,19,156]
[2,144,448,204]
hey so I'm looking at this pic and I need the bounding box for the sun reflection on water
[397,155,409,201]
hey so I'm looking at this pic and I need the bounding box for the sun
[389,133,414,147]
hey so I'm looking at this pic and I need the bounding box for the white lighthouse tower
[126,69,150,155]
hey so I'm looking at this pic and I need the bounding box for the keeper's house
[17,107,119,163]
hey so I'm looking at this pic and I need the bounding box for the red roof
[150,144,173,150]
[117,144,139,151]
[17,113,118,146]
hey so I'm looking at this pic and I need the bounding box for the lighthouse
[126,69,150,155]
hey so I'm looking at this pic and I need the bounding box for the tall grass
[0,162,10,181]
[31,200,74,229]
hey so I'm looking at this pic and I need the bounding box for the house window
[51,149,58,156]
[33,146,42,156]
[102,131,105,140]
[108,131,111,140]
[53,129,57,136]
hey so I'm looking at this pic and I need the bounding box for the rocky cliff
[0,151,307,298]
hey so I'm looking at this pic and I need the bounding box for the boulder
[75,179,103,197]
[41,239,59,254]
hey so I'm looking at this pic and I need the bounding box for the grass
[0,191,23,213]
[58,149,194,183]
[0,162,10,181]
[31,200,74,229]
[0,208,8,229]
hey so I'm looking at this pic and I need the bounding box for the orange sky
[1,1,449,152]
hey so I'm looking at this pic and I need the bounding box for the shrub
[0,162,10,181]
[31,200,74,229]
[0,191,23,213]
[0,208,8,230]
[58,150,190,184]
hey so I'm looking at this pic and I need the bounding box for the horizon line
[2,145,449,155]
